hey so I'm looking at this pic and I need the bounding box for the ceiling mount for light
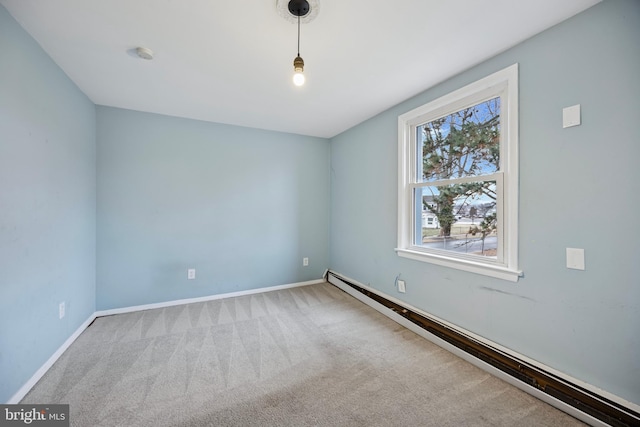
[276,0,319,24]
[288,0,309,17]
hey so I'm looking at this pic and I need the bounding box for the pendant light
[288,0,310,86]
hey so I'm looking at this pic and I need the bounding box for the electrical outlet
[303,257,309,266]
[59,302,65,319]
[397,280,406,293]
[188,268,196,280]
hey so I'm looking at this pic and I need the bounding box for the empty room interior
[1,0,638,425]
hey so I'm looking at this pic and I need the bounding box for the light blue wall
[2,0,636,410]
[330,0,640,405]
[96,107,330,310]
[0,5,97,403]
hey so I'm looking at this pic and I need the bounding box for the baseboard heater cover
[327,271,639,427]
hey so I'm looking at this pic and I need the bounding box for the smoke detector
[135,47,154,60]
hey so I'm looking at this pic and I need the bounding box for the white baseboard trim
[328,270,636,427]
[8,312,97,404]
[8,278,324,404]
[95,279,325,317]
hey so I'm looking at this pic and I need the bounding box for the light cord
[297,14,301,56]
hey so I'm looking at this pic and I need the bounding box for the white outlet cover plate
[397,280,406,293]
[563,104,581,128]
[566,248,585,270]
[188,269,196,279]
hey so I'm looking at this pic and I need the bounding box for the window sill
[395,248,522,282]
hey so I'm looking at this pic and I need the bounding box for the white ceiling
[1,0,600,138]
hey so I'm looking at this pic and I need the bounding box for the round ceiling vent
[276,0,320,24]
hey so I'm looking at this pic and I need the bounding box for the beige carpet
[22,282,585,426]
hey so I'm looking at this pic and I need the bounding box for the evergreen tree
[421,98,499,237]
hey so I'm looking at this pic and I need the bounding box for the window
[397,64,520,282]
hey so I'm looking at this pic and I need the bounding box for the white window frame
[396,64,521,282]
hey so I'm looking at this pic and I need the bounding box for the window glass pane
[415,182,497,258]
[416,97,500,182]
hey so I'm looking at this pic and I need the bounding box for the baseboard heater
[326,271,639,427]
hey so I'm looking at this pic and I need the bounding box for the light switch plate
[566,248,585,270]
[563,104,581,128]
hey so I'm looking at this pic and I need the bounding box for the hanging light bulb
[293,55,305,86]
[289,0,309,86]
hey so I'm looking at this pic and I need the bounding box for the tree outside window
[417,97,500,258]
[397,64,520,281]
